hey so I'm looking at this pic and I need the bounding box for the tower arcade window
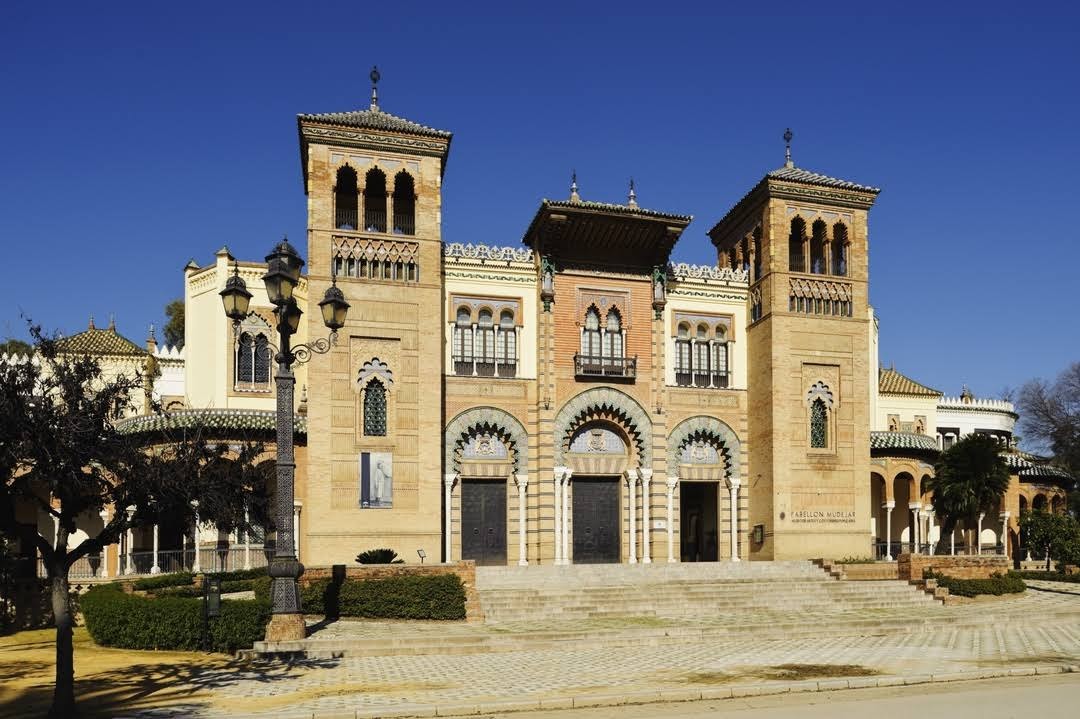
[675,323,692,386]
[449,301,519,378]
[335,166,358,230]
[364,168,387,232]
[363,378,387,436]
[453,306,473,375]
[752,226,762,281]
[810,219,827,274]
[496,309,517,377]
[831,222,848,276]
[475,309,496,377]
[392,171,415,235]
[789,217,806,273]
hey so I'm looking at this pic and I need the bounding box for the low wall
[839,563,899,580]
[897,554,1009,581]
[303,561,482,622]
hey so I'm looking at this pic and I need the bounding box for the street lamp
[218,240,349,642]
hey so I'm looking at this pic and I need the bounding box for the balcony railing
[392,213,415,235]
[335,208,358,230]
[364,209,387,233]
[789,254,806,273]
[574,354,636,379]
[36,546,270,579]
[452,356,517,379]
[675,370,729,389]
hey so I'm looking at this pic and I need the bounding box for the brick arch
[666,415,741,482]
[444,406,528,474]
[553,387,652,466]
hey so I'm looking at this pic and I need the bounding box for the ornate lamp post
[220,238,349,641]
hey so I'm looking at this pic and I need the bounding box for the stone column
[561,469,572,564]
[729,480,741,561]
[1000,511,1011,558]
[977,512,984,555]
[98,509,110,578]
[553,468,563,564]
[243,508,251,571]
[884,501,894,561]
[927,510,936,556]
[515,474,529,566]
[125,506,135,575]
[666,476,678,563]
[191,500,201,573]
[293,502,302,560]
[951,524,956,555]
[443,474,456,563]
[909,502,921,553]
[150,524,160,574]
[626,469,638,563]
[640,469,653,563]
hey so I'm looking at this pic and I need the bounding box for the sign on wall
[359,452,393,508]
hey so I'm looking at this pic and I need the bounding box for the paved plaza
[116,588,1080,719]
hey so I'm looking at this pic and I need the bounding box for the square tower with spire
[709,131,880,560]
[297,68,452,560]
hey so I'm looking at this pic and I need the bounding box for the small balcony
[575,354,636,380]
[675,370,730,389]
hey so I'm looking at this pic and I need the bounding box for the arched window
[392,171,415,235]
[475,309,496,376]
[675,323,691,386]
[810,398,828,448]
[752,226,762,281]
[453,307,473,375]
[363,379,387,436]
[364,168,387,232]
[789,217,806,273]
[604,309,623,366]
[235,331,272,390]
[740,238,751,274]
[810,219,827,274]
[582,307,601,358]
[335,166,358,230]
[712,325,729,388]
[693,324,710,387]
[832,222,848,276]
[497,309,517,377]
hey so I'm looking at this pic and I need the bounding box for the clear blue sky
[1,1,1076,399]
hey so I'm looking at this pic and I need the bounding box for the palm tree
[927,433,1011,554]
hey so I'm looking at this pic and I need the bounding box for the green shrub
[355,548,404,564]
[925,571,1026,597]
[153,579,258,597]
[207,567,268,582]
[1013,570,1080,584]
[82,584,269,652]
[305,573,466,620]
[131,571,194,591]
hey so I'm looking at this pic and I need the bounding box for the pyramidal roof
[879,367,941,397]
[297,106,452,139]
[767,164,880,194]
[57,319,146,357]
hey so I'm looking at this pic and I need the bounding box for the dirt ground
[0,627,236,718]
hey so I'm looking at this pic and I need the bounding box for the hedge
[925,571,1026,597]
[207,567,267,582]
[152,578,258,598]
[131,571,194,591]
[1014,570,1080,584]
[253,573,466,620]
[82,584,269,652]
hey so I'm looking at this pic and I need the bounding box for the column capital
[514,473,528,488]
[639,468,654,481]
[727,479,741,490]
[443,473,457,488]
[625,468,639,481]
[553,466,572,481]
[884,500,895,509]
[908,502,921,510]
[1000,510,1011,520]
[666,475,679,489]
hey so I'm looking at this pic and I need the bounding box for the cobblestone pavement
[123,592,1080,719]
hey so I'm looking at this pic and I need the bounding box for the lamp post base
[264,613,307,642]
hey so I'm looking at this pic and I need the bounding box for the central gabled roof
[879,367,942,397]
[766,165,880,194]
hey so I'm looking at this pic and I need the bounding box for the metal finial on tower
[570,170,580,203]
[783,128,794,168]
[108,314,116,331]
[88,315,95,330]
[370,65,381,110]
[627,177,638,208]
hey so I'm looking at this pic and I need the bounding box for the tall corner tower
[296,68,452,564]
[708,134,879,560]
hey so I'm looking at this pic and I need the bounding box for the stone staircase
[475,561,937,625]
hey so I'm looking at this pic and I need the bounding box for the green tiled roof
[870,431,940,453]
[1019,464,1074,481]
[298,107,452,139]
[767,165,881,194]
[57,327,147,357]
[540,199,693,223]
[879,367,941,397]
[116,409,306,437]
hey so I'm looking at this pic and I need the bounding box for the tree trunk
[48,526,77,718]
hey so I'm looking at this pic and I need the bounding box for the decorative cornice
[300,125,449,157]
[668,262,749,284]
[443,243,534,264]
